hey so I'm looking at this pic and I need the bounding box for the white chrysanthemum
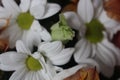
[0,40,57,80]
[64,0,120,77]
[38,41,75,65]
[0,0,61,50]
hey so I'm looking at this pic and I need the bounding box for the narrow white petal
[2,0,20,16]
[41,3,61,19]
[77,0,94,23]
[30,20,42,31]
[40,28,52,41]
[74,39,88,63]
[64,12,82,30]
[30,0,47,19]
[20,0,30,12]
[30,4,45,19]
[95,56,114,77]
[50,48,75,65]
[101,38,120,65]
[98,10,119,29]
[92,0,103,18]
[9,67,28,80]
[0,7,10,18]
[97,43,116,66]
[24,71,33,80]
[38,41,63,57]
[1,23,23,48]
[16,40,31,54]
[0,51,26,71]
[53,64,86,80]
[77,58,100,72]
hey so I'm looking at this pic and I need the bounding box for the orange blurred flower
[104,0,120,22]
[62,0,79,12]
[64,67,100,80]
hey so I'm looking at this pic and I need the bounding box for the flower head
[0,0,61,50]
[0,40,56,80]
[63,0,120,77]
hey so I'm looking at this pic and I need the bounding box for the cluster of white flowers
[0,0,120,80]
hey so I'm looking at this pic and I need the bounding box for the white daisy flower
[63,0,120,77]
[0,40,57,80]
[0,0,61,50]
[38,41,75,65]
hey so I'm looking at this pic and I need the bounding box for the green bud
[51,14,75,43]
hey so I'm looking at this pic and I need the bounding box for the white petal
[77,58,100,72]
[50,48,75,65]
[30,4,45,19]
[95,55,114,77]
[40,28,52,41]
[30,0,47,19]
[30,20,42,31]
[0,52,26,71]
[98,10,119,29]
[9,67,28,80]
[92,0,103,18]
[101,38,120,65]
[97,43,116,67]
[74,39,88,62]
[41,3,61,19]
[2,0,20,16]
[63,12,82,30]
[22,20,42,50]
[0,7,11,18]
[1,23,23,48]
[24,71,34,80]
[77,0,94,23]
[38,41,63,57]
[16,40,31,54]
[20,0,30,12]
[53,64,87,80]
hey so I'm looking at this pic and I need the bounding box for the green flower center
[85,19,104,43]
[17,12,34,30]
[26,56,42,71]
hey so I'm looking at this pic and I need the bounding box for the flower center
[85,19,104,43]
[17,12,34,30]
[26,56,42,71]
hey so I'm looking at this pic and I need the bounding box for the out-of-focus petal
[38,41,63,57]
[49,48,75,65]
[9,67,28,80]
[41,3,61,19]
[77,0,94,23]
[20,0,30,12]
[0,51,26,71]
[64,11,82,30]
[16,40,31,54]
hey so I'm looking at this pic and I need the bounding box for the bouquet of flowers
[0,0,120,80]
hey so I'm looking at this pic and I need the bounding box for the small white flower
[0,0,61,50]
[0,40,57,80]
[63,0,120,77]
[38,41,75,65]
